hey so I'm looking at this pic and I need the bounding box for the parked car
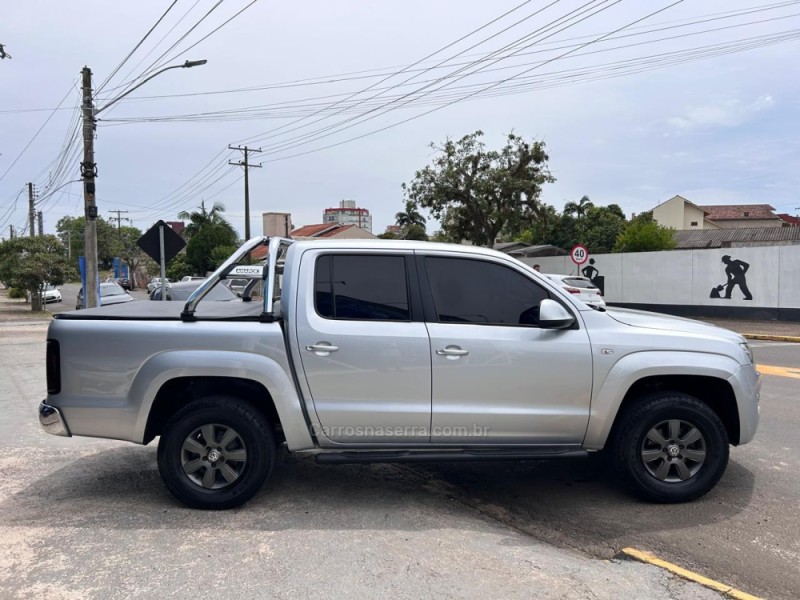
[545,274,605,308]
[147,277,172,294]
[75,282,134,310]
[150,280,238,301]
[181,276,206,283]
[29,283,62,304]
[41,237,759,510]
[225,278,249,296]
[116,277,132,291]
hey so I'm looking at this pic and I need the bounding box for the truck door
[294,250,431,444]
[419,254,593,445]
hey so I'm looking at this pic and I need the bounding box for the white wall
[520,244,800,310]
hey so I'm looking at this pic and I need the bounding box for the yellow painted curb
[620,548,762,600]
[743,333,800,343]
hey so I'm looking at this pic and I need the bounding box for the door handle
[305,343,339,354]
[436,346,469,357]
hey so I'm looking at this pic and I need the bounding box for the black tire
[157,395,275,510]
[611,392,729,503]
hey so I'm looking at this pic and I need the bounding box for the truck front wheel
[612,392,729,503]
[157,396,275,509]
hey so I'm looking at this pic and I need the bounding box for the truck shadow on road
[0,445,754,550]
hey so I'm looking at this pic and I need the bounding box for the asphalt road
[401,340,800,599]
[1,323,796,598]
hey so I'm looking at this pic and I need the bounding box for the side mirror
[538,299,575,329]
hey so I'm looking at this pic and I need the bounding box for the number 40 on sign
[570,244,589,266]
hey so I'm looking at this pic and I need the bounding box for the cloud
[668,95,775,132]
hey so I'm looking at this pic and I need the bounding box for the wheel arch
[585,351,742,449]
[130,350,315,450]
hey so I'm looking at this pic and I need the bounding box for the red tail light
[565,287,581,294]
[46,340,61,394]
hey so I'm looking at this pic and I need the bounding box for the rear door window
[315,255,410,321]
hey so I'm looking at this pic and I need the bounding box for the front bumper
[39,401,71,437]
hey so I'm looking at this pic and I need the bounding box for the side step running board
[315,449,588,465]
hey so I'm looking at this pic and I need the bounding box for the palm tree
[563,195,594,220]
[177,200,229,238]
[395,200,426,228]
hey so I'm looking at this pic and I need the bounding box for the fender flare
[584,351,741,449]
[129,350,315,450]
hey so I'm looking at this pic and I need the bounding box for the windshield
[100,283,126,297]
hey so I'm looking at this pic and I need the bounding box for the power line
[95,1,180,94]
[0,83,76,183]
[260,0,688,164]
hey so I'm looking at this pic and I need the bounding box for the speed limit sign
[570,244,589,266]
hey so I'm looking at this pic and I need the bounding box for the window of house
[743,211,750,217]
[690,221,698,227]
[424,257,550,326]
[314,255,410,321]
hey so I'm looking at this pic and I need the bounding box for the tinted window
[315,255,409,321]
[425,257,549,326]
[563,277,597,290]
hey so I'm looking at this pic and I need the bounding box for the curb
[618,548,762,600]
[742,333,800,343]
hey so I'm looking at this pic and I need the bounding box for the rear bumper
[39,401,71,437]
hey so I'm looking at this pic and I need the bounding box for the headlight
[739,342,753,365]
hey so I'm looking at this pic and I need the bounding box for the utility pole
[8,225,13,239]
[108,209,129,240]
[81,66,98,308]
[228,145,262,240]
[37,211,43,236]
[28,182,35,238]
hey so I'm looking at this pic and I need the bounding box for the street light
[81,59,207,308]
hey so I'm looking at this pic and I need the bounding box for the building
[651,195,719,230]
[384,225,402,236]
[673,227,800,249]
[262,212,293,237]
[165,221,185,237]
[698,204,783,229]
[652,195,784,230]
[323,200,372,233]
[291,223,376,240]
[778,213,800,227]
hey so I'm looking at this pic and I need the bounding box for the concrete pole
[28,183,35,237]
[82,66,98,308]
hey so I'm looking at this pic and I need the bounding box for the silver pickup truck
[39,237,760,509]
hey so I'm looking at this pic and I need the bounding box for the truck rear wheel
[157,396,275,509]
[612,392,729,503]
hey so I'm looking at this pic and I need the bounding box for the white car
[545,274,605,307]
[30,283,62,303]
[181,276,206,282]
[147,278,172,294]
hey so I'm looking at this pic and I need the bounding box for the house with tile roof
[698,204,783,228]
[651,195,719,230]
[251,222,376,260]
[651,195,784,230]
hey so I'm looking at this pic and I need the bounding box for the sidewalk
[0,288,52,324]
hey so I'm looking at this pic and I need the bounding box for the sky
[2,0,800,240]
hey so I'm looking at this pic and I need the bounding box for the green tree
[613,212,676,252]
[563,195,594,219]
[186,223,238,275]
[402,224,429,241]
[112,225,146,288]
[165,253,191,281]
[404,131,554,247]
[178,201,233,239]
[395,200,426,229]
[378,231,399,240]
[56,215,118,269]
[0,236,74,311]
[582,204,627,254]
